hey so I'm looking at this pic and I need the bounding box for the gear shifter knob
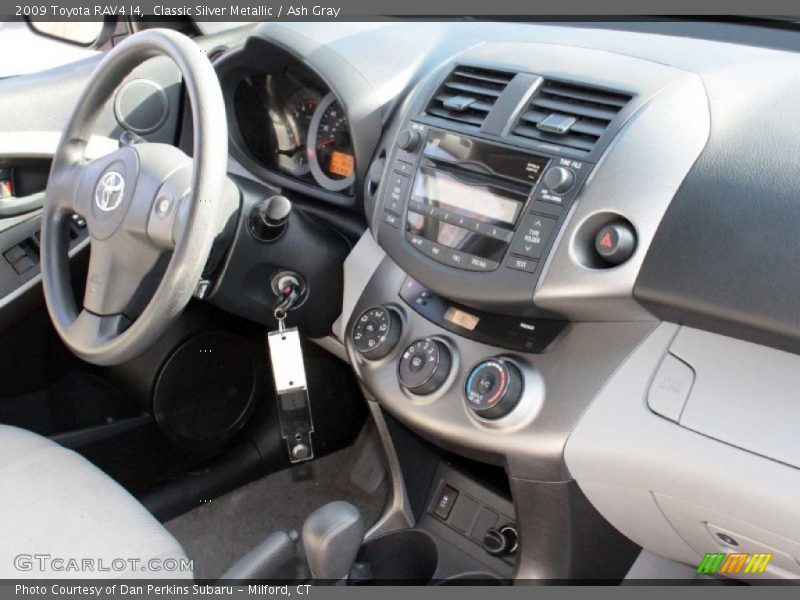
[302,501,365,580]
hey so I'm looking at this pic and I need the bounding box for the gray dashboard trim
[332,230,386,343]
[565,322,800,579]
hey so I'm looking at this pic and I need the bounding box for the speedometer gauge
[307,93,355,192]
[275,89,320,177]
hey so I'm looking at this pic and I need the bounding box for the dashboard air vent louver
[513,79,632,153]
[426,66,515,128]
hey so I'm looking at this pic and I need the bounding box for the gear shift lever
[302,501,365,580]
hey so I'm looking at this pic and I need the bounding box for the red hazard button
[594,222,637,266]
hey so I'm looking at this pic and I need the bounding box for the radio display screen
[412,169,522,227]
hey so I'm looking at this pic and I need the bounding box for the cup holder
[351,529,438,584]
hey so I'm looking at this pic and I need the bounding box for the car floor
[165,430,388,580]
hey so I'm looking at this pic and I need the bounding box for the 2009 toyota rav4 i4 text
[1,7,800,592]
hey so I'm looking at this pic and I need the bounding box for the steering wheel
[41,30,229,366]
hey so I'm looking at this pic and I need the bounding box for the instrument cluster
[233,70,355,193]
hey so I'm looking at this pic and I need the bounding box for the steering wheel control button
[543,166,576,195]
[595,221,637,266]
[351,306,401,360]
[398,338,451,395]
[155,194,173,218]
[465,358,523,419]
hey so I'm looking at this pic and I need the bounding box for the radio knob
[398,338,451,395]
[465,358,523,419]
[543,166,575,195]
[397,129,422,152]
[352,306,401,360]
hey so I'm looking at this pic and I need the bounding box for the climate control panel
[349,300,530,421]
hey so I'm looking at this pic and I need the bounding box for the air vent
[512,80,632,153]
[426,66,515,128]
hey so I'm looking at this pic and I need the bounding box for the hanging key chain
[267,282,315,463]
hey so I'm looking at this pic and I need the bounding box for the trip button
[510,214,556,259]
[505,255,538,273]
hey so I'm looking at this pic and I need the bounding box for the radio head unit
[377,122,592,315]
[405,130,548,271]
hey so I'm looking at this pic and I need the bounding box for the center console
[344,41,711,580]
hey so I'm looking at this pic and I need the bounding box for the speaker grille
[153,331,258,450]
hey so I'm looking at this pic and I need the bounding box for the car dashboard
[207,21,800,581]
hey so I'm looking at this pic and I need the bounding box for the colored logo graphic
[697,552,772,575]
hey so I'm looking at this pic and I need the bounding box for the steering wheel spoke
[84,237,163,317]
[66,309,130,349]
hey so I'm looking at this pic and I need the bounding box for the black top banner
[4,0,800,20]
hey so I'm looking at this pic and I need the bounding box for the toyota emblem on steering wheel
[95,171,125,212]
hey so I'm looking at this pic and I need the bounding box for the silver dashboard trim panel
[535,74,710,321]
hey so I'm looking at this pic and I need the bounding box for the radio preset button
[511,214,556,259]
[408,200,425,214]
[486,225,514,243]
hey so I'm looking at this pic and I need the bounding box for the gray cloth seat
[0,424,192,579]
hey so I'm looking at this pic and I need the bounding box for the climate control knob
[352,306,401,360]
[465,358,523,419]
[398,338,451,395]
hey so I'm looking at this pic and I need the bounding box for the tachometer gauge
[275,89,320,176]
[307,93,356,192]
